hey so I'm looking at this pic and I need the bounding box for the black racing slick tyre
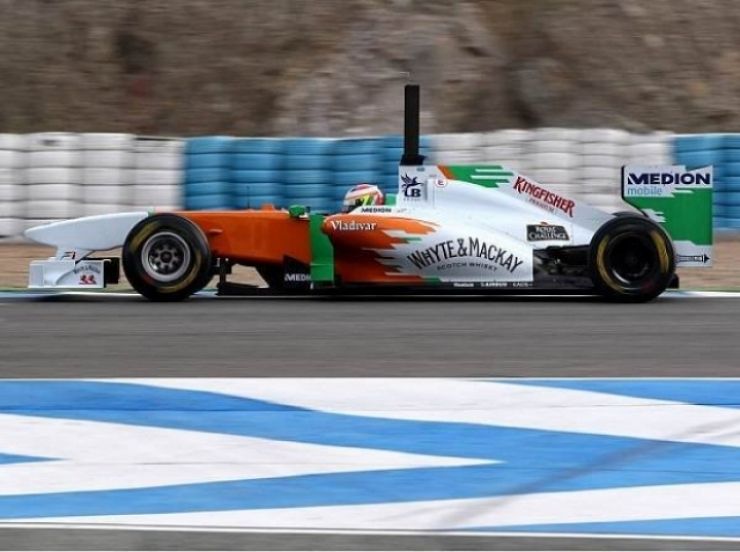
[589,215,675,303]
[122,214,212,301]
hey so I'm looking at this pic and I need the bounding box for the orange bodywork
[171,208,438,284]
[322,214,438,283]
[175,208,311,267]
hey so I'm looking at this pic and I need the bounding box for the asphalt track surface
[1,293,740,550]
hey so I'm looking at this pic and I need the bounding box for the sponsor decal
[79,274,97,285]
[623,166,713,198]
[329,220,377,231]
[627,172,711,186]
[406,237,525,274]
[284,273,311,282]
[434,178,447,188]
[513,176,575,218]
[73,263,101,274]
[401,174,423,198]
[358,206,393,214]
[527,224,569,241]
[677,253,710,264]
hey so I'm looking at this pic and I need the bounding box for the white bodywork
[24,211,148,289]
[338,164,615,285]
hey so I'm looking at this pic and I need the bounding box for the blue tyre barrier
[242,195,284,209]
[231,154,282,171]
[723,134,740,149]
[285,155,332,171]
[186,153,231,170]
[186,137,232,155]
[289,197,335,212]
[184,181,230,196]
[675,150,717,168]
[334,139,381,155]
[722,162,740,177]
[333,170,382,186]
[722,148,740,162]
[284,169,331,185]
[673,135,723,154]
[718,192,740,205]
[333,154,379,172]
[723,176,740,192]
[284,139,336,156]
[231,169,283,183]
[232,139,284,154]
[231,182,283,196]
[185,167,230,184]
[725,205,740,218]
[284,183,331,199]
[184,193,232,210]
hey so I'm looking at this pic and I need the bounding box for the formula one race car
[24,86,713,302]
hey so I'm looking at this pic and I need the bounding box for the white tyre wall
[579,141,624,157]
[0,134,25,150]
[494,158,530,173]
[483,129,531,146]
[82,149,131,168]
[580,155,623,169]
[580,193,625,211]
[26,167,79,185]
[483,145,524,159]
[579,128,630,144]
[134,151,183,171]
[435,150,485,164]
[82,185,129,204]
[580,166,621,180]
[0,201,21,217]
[24,200,80,220]
[528,168,577,187]
[28,150,81,168]
[26,184,79,201]
[82,167,129,186]
[133,169,181,186]
[530,152,579,170]
[0,218,21,237]
[27,132,80,150]
[80,203,133,217]
[80,133,134,150]
[430,133,482,150]
[134,138,184,155]
[0,184,22,201]
[531,128,581,143]
[527,140,573,155]
[132,184,181,206]
[0,150,24,168]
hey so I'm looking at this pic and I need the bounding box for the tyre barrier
[0,134,26,236]
[5,131,740,239]
[184,137,232,210]
[131,137,184,212]
[81,133,134,215]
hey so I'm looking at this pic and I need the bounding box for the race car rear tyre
[122,213,212,301]
[589,215,675,302]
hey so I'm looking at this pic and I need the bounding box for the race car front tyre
[589,215,675,302]
[122,213,212,301]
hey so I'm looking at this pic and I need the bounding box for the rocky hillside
[1,0,740,136]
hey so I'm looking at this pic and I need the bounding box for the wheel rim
[607,233,657,286]
[141,231,191,283]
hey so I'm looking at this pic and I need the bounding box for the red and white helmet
[342,183,384,212]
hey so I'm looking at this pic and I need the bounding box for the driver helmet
[342,183,384,212]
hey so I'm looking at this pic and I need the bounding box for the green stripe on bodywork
[309,214,334,283]
[441,165,514,188]
[625,188,712,245]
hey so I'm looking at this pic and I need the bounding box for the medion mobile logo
[627,172,711,186]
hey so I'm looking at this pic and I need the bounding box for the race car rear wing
[621,165,713,267]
